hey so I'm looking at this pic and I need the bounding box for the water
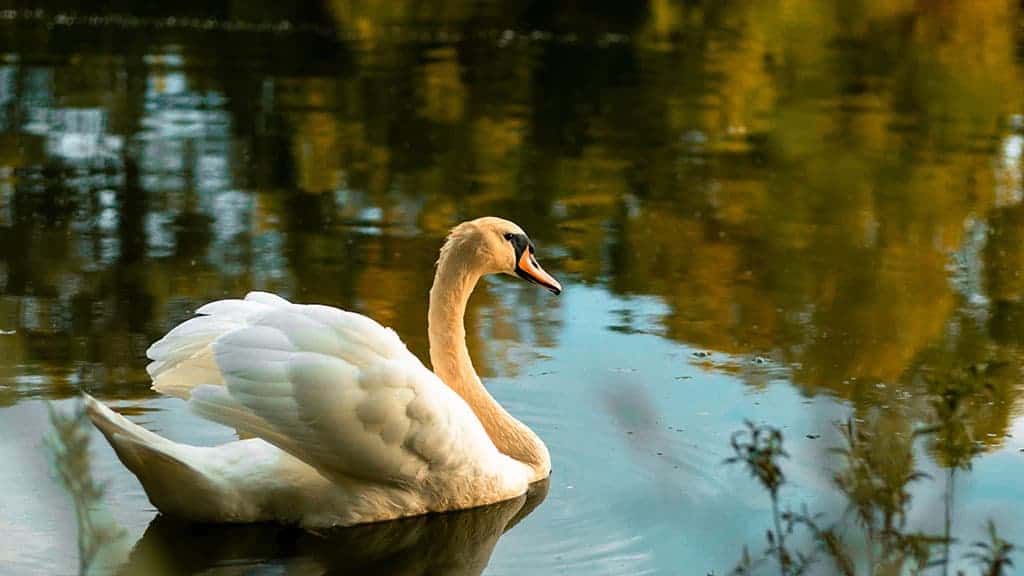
[1,2,1023,574]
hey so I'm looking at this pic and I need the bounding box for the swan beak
[515,248,562,295]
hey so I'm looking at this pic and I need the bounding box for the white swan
[84,217,561,527]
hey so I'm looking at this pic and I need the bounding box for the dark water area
[1,2,1023,574]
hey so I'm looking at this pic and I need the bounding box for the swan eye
[503,233,514,241]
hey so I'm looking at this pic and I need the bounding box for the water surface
[1,2,1024,574]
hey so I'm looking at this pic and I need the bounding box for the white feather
[195,299,276,322]
[243,291,292,307]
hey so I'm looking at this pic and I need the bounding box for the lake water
[2,2,1024,575]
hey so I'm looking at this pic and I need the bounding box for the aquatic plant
[725,421,848,576]
[44,400,131,575]
[724,414,1017,576]
[829,418,946,575]
[725,421,796,575]
[965,521,1016,576]
[919,365,993,572]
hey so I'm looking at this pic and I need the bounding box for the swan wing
[147,292,503,486]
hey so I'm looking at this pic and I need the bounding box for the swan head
[443,217,562,295]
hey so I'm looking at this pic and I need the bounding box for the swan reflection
[119,480,548,575]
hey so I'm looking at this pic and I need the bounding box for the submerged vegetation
[965,521,1016,576]
[725,366,1018,576]
[44,401,130,575]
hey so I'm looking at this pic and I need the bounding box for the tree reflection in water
[2,1,1024,574]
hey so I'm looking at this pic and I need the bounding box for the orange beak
[516,248,562,295]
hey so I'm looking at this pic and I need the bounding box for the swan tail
[83,394,232,519]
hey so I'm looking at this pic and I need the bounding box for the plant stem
[943,469,955,576]
[772,495,786,575]
[867,524,875,576]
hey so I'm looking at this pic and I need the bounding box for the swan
[84,217,561,527]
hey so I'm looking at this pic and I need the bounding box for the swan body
[85,217,562,527]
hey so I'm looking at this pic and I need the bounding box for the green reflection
[0,2,1023,572]
[2,0,1023,444]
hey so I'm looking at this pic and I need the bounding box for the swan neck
[428,243,550,480]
